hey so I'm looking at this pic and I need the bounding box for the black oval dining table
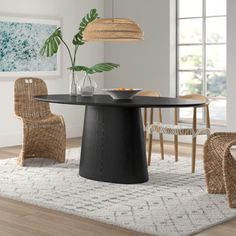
[34,94,205,184]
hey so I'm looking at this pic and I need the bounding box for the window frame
[176,0,227,125]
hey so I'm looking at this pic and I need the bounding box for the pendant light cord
[112,0,114,21]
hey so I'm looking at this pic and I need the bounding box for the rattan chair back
[144,93,211,172]
[179,94,210,105]
[14,77,51,120]
[138,90,161,97]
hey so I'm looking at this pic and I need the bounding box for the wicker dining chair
[14,77,66,166]
[147,94,211,173]
[204,132,236,208]
[138,91,164,166]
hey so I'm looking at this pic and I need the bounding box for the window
[177,0,227,125]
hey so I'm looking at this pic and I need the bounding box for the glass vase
[77,73,97,97]
[69,70,78,96]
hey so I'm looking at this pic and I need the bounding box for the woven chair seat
[204,132,236,208]
[147,122,211,138]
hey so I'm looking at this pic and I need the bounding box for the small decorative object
[72,63,119,96]
[0,15,60,77]
[41,9,119,96]
[103,88,142,100]
[83,0,144,42]
[77,73,96,96]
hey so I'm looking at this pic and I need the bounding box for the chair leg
[159,133,164,160]
[158,108,164,160]
[192,137,197,173]
[174,108,178,162]
[192,107,197,173]
[17,150,24,166]
[148,133,153,166]
[174,135,178,162]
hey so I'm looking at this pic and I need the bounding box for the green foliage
[40,27,62,57]
[184,76,202,95]
[180,54,226,97]
[70,63,120,74]
[72,8,98,45]
[40,9,98,62]
[207,73,226,97]
[40,9,119,77]
[181,55,202,69]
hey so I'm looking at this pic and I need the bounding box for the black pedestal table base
[79,105,148,184]
[34,94,205,184]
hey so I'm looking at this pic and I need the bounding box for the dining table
[34,94,205,184]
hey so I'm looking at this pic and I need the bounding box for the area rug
[0,149,235,236]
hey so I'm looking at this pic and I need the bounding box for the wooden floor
[0,138,235,236]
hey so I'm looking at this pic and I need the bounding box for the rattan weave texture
[204,132,236,208]
[14,77,66,166]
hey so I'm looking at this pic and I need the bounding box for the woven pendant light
[83,0,144,42]
[83,18,144,42]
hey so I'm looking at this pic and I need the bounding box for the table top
[34,94,205,108]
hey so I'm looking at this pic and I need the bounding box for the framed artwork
[0,15,61,77]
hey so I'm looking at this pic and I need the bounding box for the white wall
[0,0,104,147]
[1,0,234,148]
[104,0,172,97]
[104,0,175,129]
[227,0,236,131]
[104,0,232,145]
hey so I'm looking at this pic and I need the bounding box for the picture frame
[0,14,61,78]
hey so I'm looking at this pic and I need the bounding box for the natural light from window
[177,0,227,125]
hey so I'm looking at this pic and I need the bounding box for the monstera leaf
[40,9,99,61]
[72,8,98,46]
[40,27,62,57]
[70,65,90,72]
[40,9,116,77]
[71,63,120,74]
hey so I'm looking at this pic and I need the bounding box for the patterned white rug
[0,148,235,236]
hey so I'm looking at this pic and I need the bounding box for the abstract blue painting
[0,16,60,77]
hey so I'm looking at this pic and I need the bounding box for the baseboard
[0,132,23,148]
[66,124,83,139]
